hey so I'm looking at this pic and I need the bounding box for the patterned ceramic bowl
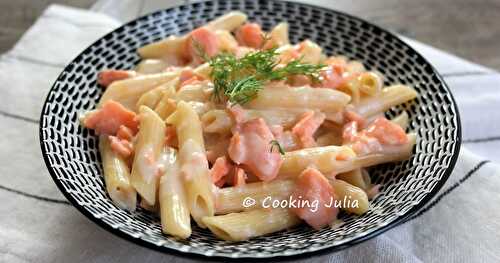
[39,0,461,259]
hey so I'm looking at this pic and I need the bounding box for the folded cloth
[0,2,499,263]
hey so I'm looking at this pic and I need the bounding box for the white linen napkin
[1,2,499,262]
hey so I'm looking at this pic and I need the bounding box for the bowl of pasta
[39,0,461,259]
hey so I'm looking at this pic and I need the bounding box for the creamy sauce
[138,145,177,183]
[136,145,157,183]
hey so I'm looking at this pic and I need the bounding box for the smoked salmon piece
[228,118,283,181]
[291,111,326,148]
[109,135,134,158]
[232,167,247,187]
[344,110,366,127]
[83,100,139,135]
[291,167,339,230]
[97,70,135,87]
[342,116,408,155]
[365,117,408,145]
[235,23,264,49]
[317,61,358,90]
[318,63,344,89]
[210,156,233,187]
[351,136,383,156]
[185,27,219,64]
[116,125,135,141]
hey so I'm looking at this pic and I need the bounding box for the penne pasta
[153,87,177,119]
[166,101,215,227]
[353,133,416,168]
[355,85,417,118]
[201,110,233,134]
[139,62,212,113]
[279,145,357,178]
[391,111,409,130]
[176,81,213,102]
[138,12,247,61]
[247,84,351,112]
[215,30,239,52]
[279,133,416,178]
[99,135,137,211]
[215,180,295,214]
[201,108,306,134]
[336,168,371,191]
[191,62,212,79]
[357,72,383,97]
[267,22,289,47]
[130,106,166,205]
[329,179,370,215]
[297,40,323,64]
[137,35,187,62]
[135,59,170,74]
[187,101,215,116]
[136,79,177,111]
[159,147,192,238]
[216,178,369,215]
[339,78,362,105]
[202,208,300,241]
[206,11,248,32]
[99,71,180,110]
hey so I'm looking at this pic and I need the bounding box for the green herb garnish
[195,39,325,105]
[269,140,285,155]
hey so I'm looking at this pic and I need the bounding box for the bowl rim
[39,0,461,260]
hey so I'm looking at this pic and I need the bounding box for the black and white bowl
[39,0,461,259]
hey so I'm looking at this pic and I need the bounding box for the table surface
[1,0,499,70]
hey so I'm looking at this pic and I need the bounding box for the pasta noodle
[202,208,300,241]
[175,81,213,102]
[135,59,169,74]
[135,79,177,111]
[130,106,166,205]
[279,134,416,178]
[279,145,357,177]
[158,147,192,238]
[267,22,289,47]
[336,169,371,191]
[391,111,409,130]
[99,135,137,211]
[247,83,351,112]
[355,85,418,118]
[99,71,180,110]
[329,179,370,215]
[215,178,369,216]
[201,108,306,134]
[216,180,295,214]
[138,12,247,61]
[166,101,215,227]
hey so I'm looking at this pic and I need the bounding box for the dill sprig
[225,76,263,105]
[271,59,324,82]
[195,38,325,105]
[269,140,285,155]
